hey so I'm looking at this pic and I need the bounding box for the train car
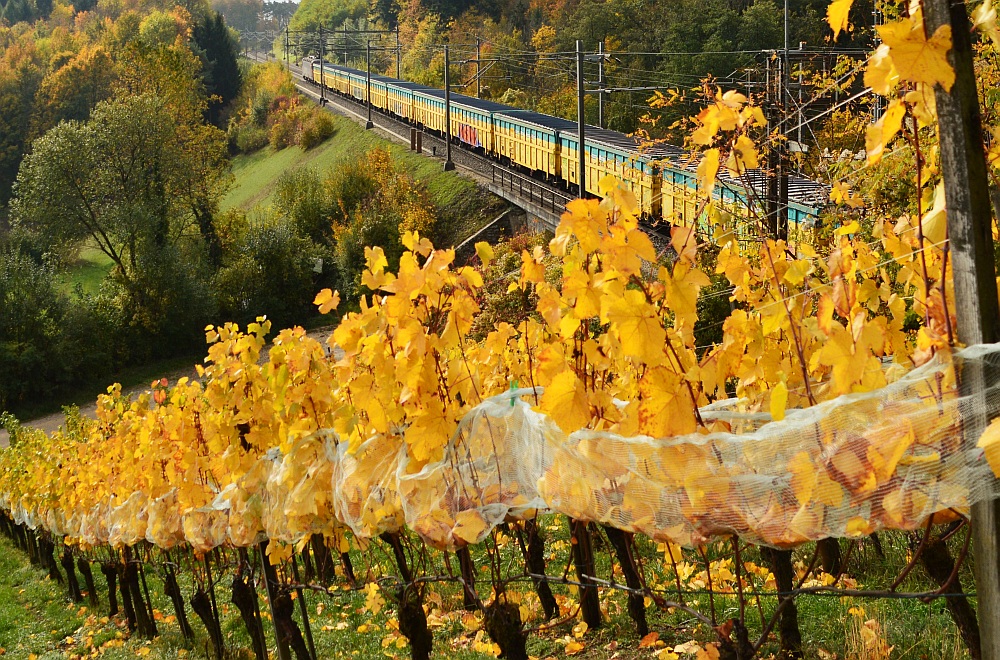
[448,94,509,154]
[386,81,422,122]
[559,129,668,218]
[301,60,828,232]
[493,110,572,179]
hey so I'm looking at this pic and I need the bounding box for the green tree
[11,94,227,310]
[193,11,243,126]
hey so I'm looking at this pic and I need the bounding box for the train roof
[496,109,578,133]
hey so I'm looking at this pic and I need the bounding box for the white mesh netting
[4,344,1000,553]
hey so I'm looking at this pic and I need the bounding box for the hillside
[222,108,506,247]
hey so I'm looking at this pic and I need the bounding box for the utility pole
[284,26,289,70]
[395,26,401,78]
[366,38,373,129]
[597,41,605,128]
[779,0,789,240]
[319,26,325,105]
[576,40,586,198]
[923,0,1000,658]
[476,38,481,98]
[443,44,455,171]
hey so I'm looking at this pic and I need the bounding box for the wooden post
[922,1,1000,657]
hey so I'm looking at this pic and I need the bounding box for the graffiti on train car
[458,124,481,148]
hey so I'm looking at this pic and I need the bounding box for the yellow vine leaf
[827,0,853,40]
[978,417,1000,477]
[770,380,789,421]
[475,241,495,267]
[539,371,591,434]
[865,99,906,165]
[313,288,341,314]
[697,148,720,196]
[973,0,1000,47]
[876,20,955,92]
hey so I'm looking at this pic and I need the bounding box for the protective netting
[3,344,1000,552]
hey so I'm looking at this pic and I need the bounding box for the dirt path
[0,327,335,448]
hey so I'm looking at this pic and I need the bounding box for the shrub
[299,108,335,149]
[214,214,323,329]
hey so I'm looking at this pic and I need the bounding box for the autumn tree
[10,94,226,326]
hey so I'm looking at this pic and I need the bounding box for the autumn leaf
[978,417,1000,477]
[827,0,853,40]
[313,288,341,314]
[770,380,789,421]
[876,19,955,92]
[539,371,591,434]
[475,241,495,267]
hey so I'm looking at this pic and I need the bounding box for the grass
[221,112,505,246]
[0,518,976,660]
[58,244,114,297]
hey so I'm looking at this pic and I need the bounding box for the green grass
[58,245,114,297]
[222,113,505,246]
[0,521,976,660]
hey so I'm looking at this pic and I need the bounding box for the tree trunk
[77,557,99,608]
[523,519,557,620]
[569,518,602,629]
[61,549,84,602]
[920,537,981,659]
[817,538,841,576]
[232,561,269,660]
[163,563,195,642]
[101,563,119,616]
[763,547,803,659]
[457,547,479,611]
[484,598,528,660]
[603,526,648,637]
[191,587,225,659]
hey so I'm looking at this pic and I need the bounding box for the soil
[0,327,335,449]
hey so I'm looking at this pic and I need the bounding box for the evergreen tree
[194,11,242,127]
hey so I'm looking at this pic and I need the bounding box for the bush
[232,124,269,153]
[214,215,324,329]
[0,248,77,410]
[299,108,335,150]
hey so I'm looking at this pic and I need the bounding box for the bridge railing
[491,166,573,217]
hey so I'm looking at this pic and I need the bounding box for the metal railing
[491,166,573,216]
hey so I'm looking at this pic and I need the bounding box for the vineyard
[3,0,1000,658]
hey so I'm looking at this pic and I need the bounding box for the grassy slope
[222,112,504,247]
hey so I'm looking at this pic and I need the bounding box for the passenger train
[301,57,828,231]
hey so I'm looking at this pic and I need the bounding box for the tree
[11,94,227,310]
[193,11,243,127]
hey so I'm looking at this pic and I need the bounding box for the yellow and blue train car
[559,129,664,217]
[493,110,569,179]
[448,95,508,154]
[302,59,828,232]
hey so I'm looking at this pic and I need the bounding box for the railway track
[244,52,672,247]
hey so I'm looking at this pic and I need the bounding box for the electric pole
[577,40,586,199]
[476,38,482,98]
[395,26,401,78]
[366,38,373,129]
[598,41,604,128]
[284,26,289,70]
[443,44,454,171]
[319,26,325,105]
